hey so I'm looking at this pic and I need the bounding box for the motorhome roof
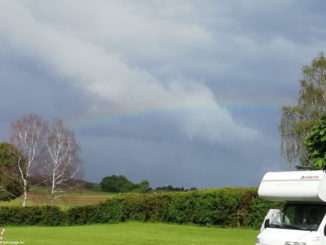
[258,170,326,202]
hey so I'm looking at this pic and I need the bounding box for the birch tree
[45,119,82,205]
[280,53,326,169]
[10,114,46,206]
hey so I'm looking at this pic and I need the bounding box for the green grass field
[2,222,258,245]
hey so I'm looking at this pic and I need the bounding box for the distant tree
[280,53,326,169]
[0,143,24,201]
[155,185,190,192]
[132,180,149,193]
[100,175,135,193]
[45,119,82,205]
[10,114,46,206]
[83,181,101,191]
[305,116,326,169]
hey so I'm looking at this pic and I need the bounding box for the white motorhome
[256,170,326,245]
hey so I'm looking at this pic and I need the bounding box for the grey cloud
[81,130,286,188]
[0,0,324,188]
[0,0,258,144]
[0,51,93,126]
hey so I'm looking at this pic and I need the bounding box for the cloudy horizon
[1,0,325,188]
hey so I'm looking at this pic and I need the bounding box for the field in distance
[0,186,115,208]
[3,222,259,245]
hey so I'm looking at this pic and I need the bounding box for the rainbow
[69,98,282,132]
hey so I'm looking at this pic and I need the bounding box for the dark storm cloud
[0,0,324,188]
[81,128,286,189]
[0,51,93,133]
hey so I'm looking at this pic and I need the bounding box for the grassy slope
[0,186,115,208]
[3,222,259,245]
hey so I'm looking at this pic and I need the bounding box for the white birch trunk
[22,179,27,207]
[10,114,45,207]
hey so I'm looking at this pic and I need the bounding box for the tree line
[83,175,197,193]
[0,114,82,206]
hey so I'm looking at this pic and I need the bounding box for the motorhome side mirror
[264,219,270,228]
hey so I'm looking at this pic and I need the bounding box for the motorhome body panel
[258,170,326,202]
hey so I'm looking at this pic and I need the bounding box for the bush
[40,206,66,226]
[0,206,65,226]
[246,196,281,228]
[0,188,277,228]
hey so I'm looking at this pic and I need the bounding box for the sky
[1,0,326,189]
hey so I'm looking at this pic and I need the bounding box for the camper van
[256,170,326,245]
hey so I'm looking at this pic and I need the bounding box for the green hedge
[0,206,65,226]
[0,188,278,228]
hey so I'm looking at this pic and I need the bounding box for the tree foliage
[154,185,197,192]
[0,143,24,201]
[280,53,326,169]
[83,181,101,191]
[100,175,149,193]
[100,175,134,193]
[133,180,149,193]
[304,116,326,169]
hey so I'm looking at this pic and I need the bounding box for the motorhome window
[270,203,326,231]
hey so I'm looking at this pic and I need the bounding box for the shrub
[0,206,65,226]
[0,188,276,228]
[40,206,65,226]
[246,196,281,229]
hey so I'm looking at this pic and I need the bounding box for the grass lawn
[2,222,259,245]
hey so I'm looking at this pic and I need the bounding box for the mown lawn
[2,222,259,245]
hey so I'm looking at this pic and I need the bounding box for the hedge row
[0,188,278,228]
